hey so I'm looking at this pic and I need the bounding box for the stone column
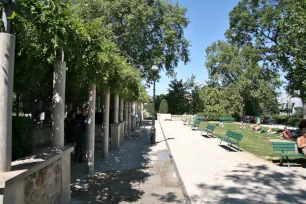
[120,99,124,122]
[52,49,66,149]
[140,103,144,121]
[128,102,132,131]
[103,90,110,159]
[86,84,96,175]
[124,101,129,132]
[0,33,15,172]
[131,102,136,130]
[119,99,124,143]
[114,95,119,123]
[111,95,120,149]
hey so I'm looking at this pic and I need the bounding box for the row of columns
[0,35,143,174]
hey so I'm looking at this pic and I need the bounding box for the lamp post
[150,65,159,144]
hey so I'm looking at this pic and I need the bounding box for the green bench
[199,124,216,137]
[190,120,201,130]
[216,130,243,148]
[272,142,304,167]
[219,117,235,122]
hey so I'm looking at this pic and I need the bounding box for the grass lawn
[199,122,305,161]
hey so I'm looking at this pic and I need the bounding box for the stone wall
[0,147,73,204]
[24,159,62,204]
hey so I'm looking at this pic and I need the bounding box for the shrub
[197,112,233,121]
[159,99,169,113]
[12,117,34,160]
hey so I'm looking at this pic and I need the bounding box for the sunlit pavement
[70,120,185,204]
[160,120,306,204]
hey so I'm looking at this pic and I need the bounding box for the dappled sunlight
[192,163,306,203]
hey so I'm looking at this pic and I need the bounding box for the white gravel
[159,121,306,204]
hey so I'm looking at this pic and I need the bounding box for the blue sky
[147,0,241,96]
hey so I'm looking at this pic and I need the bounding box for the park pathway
[70,121,185,204]
[160,121,306,204]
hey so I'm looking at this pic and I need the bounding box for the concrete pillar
[128,102,132,131]
[120,99,124,122]
[52,55,66,149]
[86,84,96,175]
[111,94,120,149]
[0,33,15,172]
[103,90,110,159]
[119,99,124,143]
[114,95,119,123]
[124,101,129,132]
[140,103,144,121]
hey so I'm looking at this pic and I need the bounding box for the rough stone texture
[24,159,62,204]
[0,147,73,204]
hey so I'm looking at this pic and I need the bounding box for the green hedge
[272,115,302,127]
[12,117,34,160]
[197,112,233,121]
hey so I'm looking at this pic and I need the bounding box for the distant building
[278,96,303,115]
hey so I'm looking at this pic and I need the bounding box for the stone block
[110,123,120,149]
[119,122,125,143]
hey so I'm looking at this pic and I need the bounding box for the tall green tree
[199,86,243,116]
[226,0,306,118]
[184,75,204,114]
[167,79,189,114]
[205,41,280,116]
[159,99,169,113]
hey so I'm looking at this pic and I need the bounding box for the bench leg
[287,156,290,168]
[219,140,222,146]
[279,156,283,166]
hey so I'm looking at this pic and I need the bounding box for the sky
[147,0,241,96]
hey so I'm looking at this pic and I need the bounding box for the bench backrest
[226,130,243,142]
[220,117,235,121]
[207,125,216,131]
[196,116,205,120]
[272,142,296,152]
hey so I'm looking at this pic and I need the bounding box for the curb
[158,121,192,204]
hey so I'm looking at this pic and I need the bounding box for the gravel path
[160,121,306,204]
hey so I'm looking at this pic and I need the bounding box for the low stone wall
[0,147,73,204]
[171,115,194,121]
[157,114,172,121]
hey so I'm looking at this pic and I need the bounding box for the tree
[184,75,204,114]
[167,79,189,114]
[159,99,168,113]
[225,0,306,118]
[74,0,190,82]
[199,86,243,116]
[205,41,280,116]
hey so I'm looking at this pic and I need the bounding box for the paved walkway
[160,121,306,204]
[70,121,185,204]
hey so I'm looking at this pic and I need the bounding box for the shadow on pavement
[192,163,306,203]
[71,121,153,203]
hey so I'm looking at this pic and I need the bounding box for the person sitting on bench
[297,128,306,157]
[279,127,291,139]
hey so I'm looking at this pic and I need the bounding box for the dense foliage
[159,99,168,114]
[226,0,306,118]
